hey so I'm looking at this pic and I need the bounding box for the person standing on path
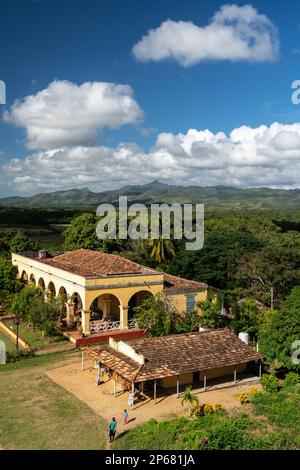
[122,409,129,425]
[108,417,117,442]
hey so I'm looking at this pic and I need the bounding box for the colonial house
[11,249,209,341]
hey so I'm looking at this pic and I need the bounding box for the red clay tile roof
[83,329,261,383]
[164,273,208,291]
[37,249,159,278]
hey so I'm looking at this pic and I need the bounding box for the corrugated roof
[83,329,261,383]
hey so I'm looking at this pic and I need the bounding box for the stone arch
[71,292,83,315]
[58,286,67,301]
[47,281,56,298]
[128,290,154,319]
[89,293,122,322]
[20,270,28,283]
[29,273,36,285]
[38,277,45,290]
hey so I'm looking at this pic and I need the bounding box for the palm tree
[181,385,199,416]
[149,235,176,264]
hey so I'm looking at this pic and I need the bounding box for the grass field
[0,351,107,449]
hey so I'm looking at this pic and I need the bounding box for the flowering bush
[260,374,279,393]
[237,393,250,404]
[250,387,258,396]
[193,402,223,417]
[203,403,214,415]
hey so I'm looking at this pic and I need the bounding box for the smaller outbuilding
[82,329,262,405]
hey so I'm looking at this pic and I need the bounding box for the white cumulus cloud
[132,4,279,66]
[3,122,300,194]
[3,80,143,150]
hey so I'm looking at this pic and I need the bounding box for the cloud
[3,122,300,194]
[132,4,279,66]
[3,80,143,150]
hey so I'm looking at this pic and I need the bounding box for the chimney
[38,250,48,259]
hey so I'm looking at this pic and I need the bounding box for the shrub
[5,348,36,363]
[203,404,214,415]
[237,393,250,404]
[260,374,279,392]
[283,372,300,388]
[250,387,258,396]
[214,403,223,412]
[193,403,220,417]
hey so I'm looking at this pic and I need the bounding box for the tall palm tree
[149,235,176,264]
[181,385,199,416]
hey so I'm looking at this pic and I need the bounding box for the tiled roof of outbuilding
[83,329,261,383]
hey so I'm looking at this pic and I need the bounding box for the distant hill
[1,181,300,210]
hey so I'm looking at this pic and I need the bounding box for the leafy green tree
[64,213,103,250]
[163,232,262,289]
[197,298,226,329]
[10,285,60,335]
[176,309,202,333]
[259,287,300,371]
[232,300,260,340]
[237,246,300,306]
[9,232,38,253]
[0,258,20,302]
[134,292,179,337]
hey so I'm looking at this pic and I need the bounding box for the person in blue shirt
[108,417,117,442]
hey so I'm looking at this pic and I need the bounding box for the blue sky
[1,0,300,196]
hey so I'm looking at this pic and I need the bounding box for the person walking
[122,409,129,425]
[108,417,117,442]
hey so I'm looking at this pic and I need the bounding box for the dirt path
[47,359,262,432]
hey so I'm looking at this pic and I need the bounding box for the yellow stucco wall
[159,363,247,389]
[160,372,193,388]
[168,290,208,316]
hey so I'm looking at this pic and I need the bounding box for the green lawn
[0,351,107,449]
[0,330,16,352]
[5,319,69,349]
[112,386,300,450]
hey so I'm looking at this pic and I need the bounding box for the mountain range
[1,181,300,211]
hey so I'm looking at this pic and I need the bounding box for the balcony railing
[90,320,121,334]
[89,318,138,334]
[128,319,138,329]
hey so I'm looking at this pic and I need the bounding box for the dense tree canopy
[259,287,300,371]
[0,258,20,302]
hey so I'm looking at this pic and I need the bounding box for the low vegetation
[113,382,300,450]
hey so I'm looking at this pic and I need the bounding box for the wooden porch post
[234,369,237,385]
[141,382,144,394]
[259,361,262,378]
[203,373,207,391]
[176,376,180,398]
[154,380,157,404]
[131,382,135,409]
